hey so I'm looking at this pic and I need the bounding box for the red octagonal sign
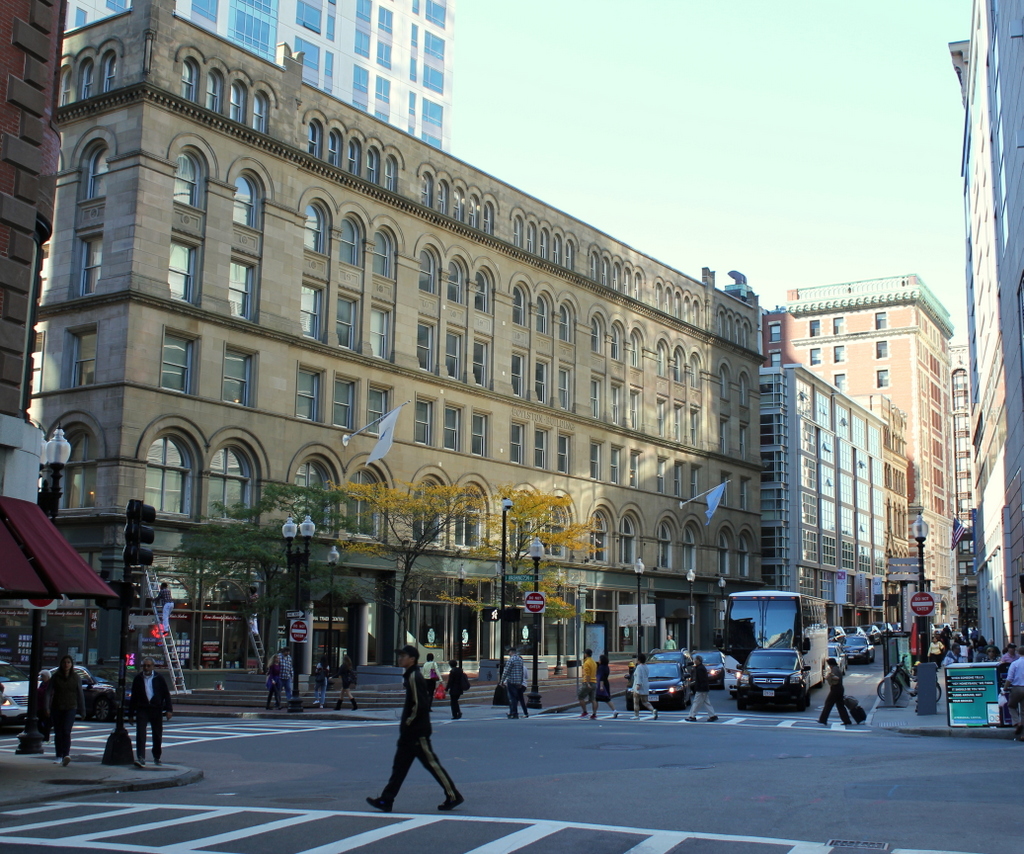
[909,591,936,617]
[523,591,547,614]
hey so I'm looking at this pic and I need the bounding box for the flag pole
[678,480,731,510]
[341,400,411,446]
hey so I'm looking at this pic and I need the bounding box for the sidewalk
[867,688,1015,739]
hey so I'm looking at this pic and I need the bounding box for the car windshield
[695,651,723,666]
[843,627,860,635]
[845,637,868,648]
[0,664,29,682]
[746,651,799,670]
[647,664,680,679]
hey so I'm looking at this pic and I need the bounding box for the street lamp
[493,497,513,706]
[282,514,315,713]
[456,564,466,668]
[686,569,696,653]
[911,512,930,662]
[634,557,645,657]
[16,427,72,756]
[526,536,544,710]
[326,545,339,669]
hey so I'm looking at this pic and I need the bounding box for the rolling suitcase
[844,695,867,724]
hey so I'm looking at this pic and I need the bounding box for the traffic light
[123,499,155,568]
[98,580,136,610]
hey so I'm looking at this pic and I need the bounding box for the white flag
[704,482,727,526]
[366,406,404,464]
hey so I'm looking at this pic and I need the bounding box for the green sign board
[945,663,1001,727]
[505,574,537,583]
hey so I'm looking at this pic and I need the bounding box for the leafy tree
[340,480,484,653]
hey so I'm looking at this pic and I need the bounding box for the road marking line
[461,820,565,853]
[273,816,443,854]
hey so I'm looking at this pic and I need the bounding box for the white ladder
[143,568,189,694]
[249,620,267,672]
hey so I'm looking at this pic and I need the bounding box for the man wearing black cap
[366,645,463,813]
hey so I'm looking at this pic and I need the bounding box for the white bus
[722,590,829,689]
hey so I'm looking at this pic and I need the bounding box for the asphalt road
[0,660,1017,854]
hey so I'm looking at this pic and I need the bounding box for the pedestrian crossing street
[0,801,979,854]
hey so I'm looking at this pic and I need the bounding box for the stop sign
[910,591,936,617]
[289,619,309,643]
[523,591,546,614]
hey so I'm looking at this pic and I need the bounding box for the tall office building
[64,0,455,149]
[763,275,955,622]
[950,345,977,629]
[951,5,1023,647]
[31,0,764,668]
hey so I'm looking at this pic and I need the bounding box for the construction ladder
[143,568,189,694]
[248,618,267,673]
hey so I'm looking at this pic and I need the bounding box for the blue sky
[451,1,971,342]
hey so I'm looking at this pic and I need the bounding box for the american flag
[951,517,967,550]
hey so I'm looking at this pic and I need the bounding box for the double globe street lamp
[282,514,315,713]
[911,512,930,662]
[634,557,645,657]
[526,536,544,710]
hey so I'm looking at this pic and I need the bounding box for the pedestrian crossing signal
[483,608,500,622]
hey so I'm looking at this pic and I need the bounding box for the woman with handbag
[422,653,441,708]
[265,654,282,710]
[335,655,358,711]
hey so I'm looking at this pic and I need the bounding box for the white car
[0,661,30,724]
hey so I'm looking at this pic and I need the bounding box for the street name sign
[909,591,937,617]
[286,610,304,618]
[505,574,536,583]
[523,591,546,614]
[886,572,919,583]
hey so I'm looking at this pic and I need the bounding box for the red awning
[0,497,115,600]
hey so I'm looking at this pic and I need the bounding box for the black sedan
[843,635,876,664]
[691,650,727,689]
[47,665,119,721]
[646,661,692,710]
[735,649,812,711]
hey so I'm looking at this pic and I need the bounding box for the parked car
[843,635,876,665]
[0,661,30,724]
[827,643,848,676]
[46,665,119,721]
[90,665,134,704]
[648,649,694,671]
[646,661,692,710]
[859,625,883,644]
[692,650,727,689]
[842,626,868,640]
[735,649,812,711]
[829,627,847,643]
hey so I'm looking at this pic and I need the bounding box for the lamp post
[456,564,466,667]
[17,428,72,756]
[686,569,696,653]
[526,536,544,710]
[493,498,513,706]
[326,545,339,669]
[911,512,930,662]
[282,514,315,713]
[717,575,727,627]
[634,557,645,657]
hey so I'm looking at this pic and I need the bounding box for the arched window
[692,301,702,326]
[206,69,223,111]
[78,59,94,100]
[349,469,381,536]
[589,253,599,280]
[512,216,523,247]
[526,223,536,253]
[59,68,72,106]
[719,365,730,399]
[145,436,191,514]
[682,526,696,572]
[366,147,380,184]
[657,522,673,569]
[558,304,573,342]
[347,139,362,174]
[421,173,434,207]
[208,447,252,514]
[629,331,642,368]
[552,234,562,265]
[173,153,200,207]
[483,202,495,234]
[307,120,323,157]
[591,513,608,563]
[419,250,438,293]
[738,534,750,577]
[384,156,398,191]
[181,58,198,100]
[327,129,342,166]
[294,460,328,488]
[689,354,701,387]
[454,490,484,547]
[612,263,620,291]
[738,373,749,406]
[101,52,117,93]
[340,218,361,266]
[469,195,480,228]
[539,228,549,259]
[512,286,527,326]
[252,91,269,132]
[84,146,108,200]
[304,204,327,253]
[446,261,466,303]
[233,175,259,227]
[590,317,604,353]
[63,432,96,509]
[534,295,550,334]
[672,347,685,382]
[372,231,394,277]
[610,325,622,361]
[601,259,609,286]
[718,532,732,575]
[452,189,465,221]
[656,342,668,377]
[473,270,490,312]
[565,240,575,270]
[229,81,246,122]
[633,272,642,299]
[618,516,636,565]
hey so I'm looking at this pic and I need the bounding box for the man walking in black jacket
[366,645,463,813]
[128,657,174,766]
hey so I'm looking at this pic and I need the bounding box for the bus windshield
[727,597,798,650]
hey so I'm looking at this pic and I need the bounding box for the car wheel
[92,696,112,722]
[796,692,807,712]
[736,697,747,711]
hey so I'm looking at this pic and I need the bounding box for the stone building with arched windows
[29,0,763,673]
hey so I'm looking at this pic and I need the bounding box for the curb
[0,767,204,809]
